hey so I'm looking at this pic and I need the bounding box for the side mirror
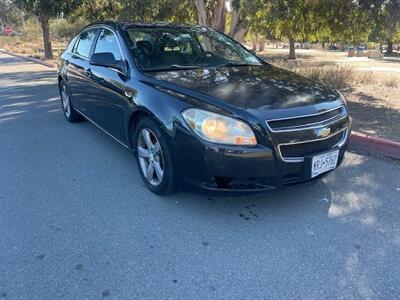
[89,52,126,74]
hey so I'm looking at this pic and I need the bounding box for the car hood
[147,65,340,111]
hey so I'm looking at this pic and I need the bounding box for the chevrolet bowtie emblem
[318,127,331,138]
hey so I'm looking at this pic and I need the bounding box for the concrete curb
[350,132,400,160]
[0,49,57,69]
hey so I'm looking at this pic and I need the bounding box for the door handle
[125,90,133,98]
[124,89,136,104]
[85,68,93,77]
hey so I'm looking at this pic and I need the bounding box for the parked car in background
[57,21,351,195]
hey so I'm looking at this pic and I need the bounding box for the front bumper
[172,121,350,193]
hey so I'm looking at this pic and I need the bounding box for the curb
[349,132,400,160]
[0,49,57,68]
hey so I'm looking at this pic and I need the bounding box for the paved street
[1,52,400,299]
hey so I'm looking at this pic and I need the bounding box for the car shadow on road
[0,70,56,84]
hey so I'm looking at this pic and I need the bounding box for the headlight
[182,108,257,145]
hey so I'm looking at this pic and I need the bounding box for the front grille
[268,107,344,130]
[280,130,344,158]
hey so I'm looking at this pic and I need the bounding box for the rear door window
[73,29,98,59]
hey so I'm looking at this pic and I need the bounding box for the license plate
[311,150,339,178]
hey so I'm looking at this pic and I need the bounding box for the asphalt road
[1,52,400,299]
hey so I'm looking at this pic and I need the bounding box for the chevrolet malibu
[57,21,351,195]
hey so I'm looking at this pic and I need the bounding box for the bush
[267,58,354,90]
[296,65,354,90]
[385,78,398,88]
[356,71,375,85]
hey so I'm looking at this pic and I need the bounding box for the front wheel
[134,117,175,195]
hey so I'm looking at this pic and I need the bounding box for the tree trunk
[228,6,247,42]
[210,0,226,31]
[386,40,393,55]
[258,36,266,52]
[39,14,53,59]
[229,6,241,37]
[232,27,247,43]
[289,37,295,59]
[195,0,208,26]
[252,32,258,51]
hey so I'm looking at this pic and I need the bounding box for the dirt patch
[344,74,400,141]
[0,36,64,65]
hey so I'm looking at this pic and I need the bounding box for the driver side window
[94,29,123,61]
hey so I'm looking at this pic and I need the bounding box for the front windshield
[125,27,262,71]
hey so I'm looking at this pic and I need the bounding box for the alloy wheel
[61,84,71,118]
[137,128,164,186]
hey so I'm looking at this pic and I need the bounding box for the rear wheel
[60,81,83,122]
[135,117,175,195]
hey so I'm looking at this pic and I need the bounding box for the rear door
[67,28,99,113]
[85,28,127,141]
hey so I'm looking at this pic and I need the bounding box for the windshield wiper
[214,62,262,68]
[143,64,203,72]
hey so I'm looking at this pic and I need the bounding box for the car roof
[84,21,206,31]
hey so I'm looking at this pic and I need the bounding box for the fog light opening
[214,177,234,189]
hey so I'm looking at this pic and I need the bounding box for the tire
[59,81,83,122]
[134,117,175,195]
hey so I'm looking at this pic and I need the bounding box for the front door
[85,28,127,141]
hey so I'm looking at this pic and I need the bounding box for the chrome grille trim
[266,106,346,132]
[277,128,349,163]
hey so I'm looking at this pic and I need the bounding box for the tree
[254,0,322,59]
[119,0,196,23]
[195,0,226,31]
[228,0,258,42]
[71,0,122,22]
[378,0,400,54]
[352,0,400,54]
[72,0,197,25]
[193,0,258,42]
[255,0,379,59]
[13,0,80,59]
[318,0,373,45]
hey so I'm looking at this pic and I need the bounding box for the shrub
[297,65,354,90]
[356,71,375,85]
[385,78,398,88]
